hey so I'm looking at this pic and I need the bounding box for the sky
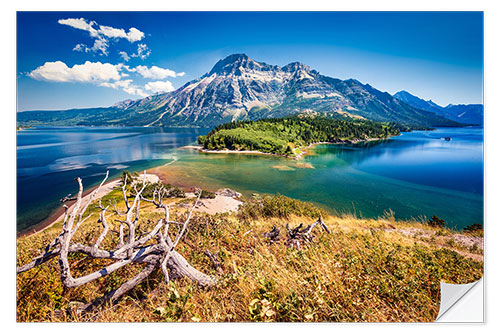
[16,11,483,111]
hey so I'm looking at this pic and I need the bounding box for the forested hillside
[197,116,400,156]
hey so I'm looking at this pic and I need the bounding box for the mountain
[18,54,460,129]
[392,90,443,114]
[440,104,484,125]
[394,90,483,125]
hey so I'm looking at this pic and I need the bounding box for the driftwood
[17,171,216,314]
[60,194,77,203]
[262,217,330,249]
[203,250,224,275]
[285,217,330,249]
[263,225,281,243]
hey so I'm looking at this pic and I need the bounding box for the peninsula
[197,116,401,158]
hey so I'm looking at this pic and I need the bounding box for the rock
[452,234,483,250]
[215,188,242,198]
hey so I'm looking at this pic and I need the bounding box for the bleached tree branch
[17,171,217,313]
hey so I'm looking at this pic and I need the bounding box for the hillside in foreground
[16,178,483,322]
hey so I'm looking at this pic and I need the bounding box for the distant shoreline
[200,147,277,157]
[193,135,396,160]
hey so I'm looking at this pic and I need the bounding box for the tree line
[197,116,400,156]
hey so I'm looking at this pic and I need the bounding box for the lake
[16,127,208,231]
[17,126,483,232]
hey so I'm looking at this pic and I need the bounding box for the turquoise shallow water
[163,127,483,230]
[17,126,483,231]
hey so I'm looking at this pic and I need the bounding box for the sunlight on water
[17,126,483,231]
[157,127,483,230]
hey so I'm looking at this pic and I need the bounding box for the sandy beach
[189,136,396,161]
[199,148,278,157]
[192,193,242,214]
[19,170,243,238]
[183,144,278,157]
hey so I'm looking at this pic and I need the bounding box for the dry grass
[16,191,483,322]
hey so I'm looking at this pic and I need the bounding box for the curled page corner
[435,278,483,322]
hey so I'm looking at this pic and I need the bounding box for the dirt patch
[384,226,483,262]
[194,195,242,214]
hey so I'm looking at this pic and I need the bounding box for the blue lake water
[17,126,483,231]
[16,127,208,231]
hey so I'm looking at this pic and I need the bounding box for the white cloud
[130,43,151,60]
[119,51,130,62]
[28,61,122,83]
[73,44,85,52]
[90,39,109,55]
[99,79,132,89]
[27,59,184,99]
[123,86,148,97]
[58,18,99,37]
[129,65,185,79]
[125,28,145,43]
[72,39,109,55]
[58,17,145,56]
[98,25,144,42]
[98,79,148,97]
[144,80,176,93]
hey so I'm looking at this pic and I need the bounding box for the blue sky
[17,11,483,111]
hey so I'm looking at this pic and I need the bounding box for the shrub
[427,215,445,228]
[135,181,185,199]
[470,243,479,252]
[120,170,134,185]
[463,223,483,236]
[238,194,327,221]
[168,186,186,198]
[200,190,216,199]
[435,229,449,237]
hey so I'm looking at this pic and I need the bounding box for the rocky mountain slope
[18,54,460,128]
[394,90,483,125]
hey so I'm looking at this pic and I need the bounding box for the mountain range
[18,54,477,129]
[393,90,483,125]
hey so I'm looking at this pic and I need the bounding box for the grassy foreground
[16,190,483,322]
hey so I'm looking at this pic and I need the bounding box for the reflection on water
[17,126,208,231]
[314,129,483,195]
[159,127,483,230]
[17,126,483,231]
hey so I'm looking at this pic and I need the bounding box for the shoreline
[17,134,397,238]
[194,135,396,160]
[18,179,122,238]
[17,157,238,239]
[17,159,178,239]
[295,136,396,159]
[199,147,278,157]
